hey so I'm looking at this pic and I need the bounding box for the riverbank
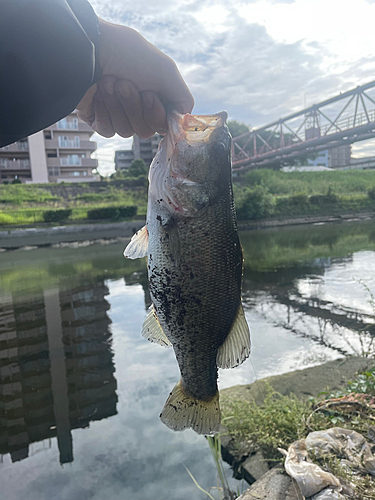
[0,220,145,249]
[220,357,375,499]
[1,211,375,250]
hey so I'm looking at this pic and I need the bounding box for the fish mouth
[168,111,228,144]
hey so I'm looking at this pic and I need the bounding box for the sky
[89,0,375,175]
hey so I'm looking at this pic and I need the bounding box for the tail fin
[160,380,221,435]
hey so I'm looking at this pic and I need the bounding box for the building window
[83,171,87,176]
[57,118,78,130]
[48,167,60,176]
[69,171,81,176]
[61,155,81,165]
[47,152,57,158]
[44,131,52,139]
[58,136,80,148]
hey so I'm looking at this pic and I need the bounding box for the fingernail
[118,82,131,99]
[142,92,154,108]
[104,81,115,95]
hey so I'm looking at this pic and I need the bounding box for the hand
[76,19,194,138]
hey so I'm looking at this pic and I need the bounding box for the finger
[92,89,115,138]
[142,91,168,134]
[99,76,134,138]
[159,57,194,115]
[115,80,155,139]
[76,84,97,125]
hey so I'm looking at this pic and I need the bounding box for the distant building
[306,144,351,169]
[115,134,162,172]
[0,111,99,184]
[329,144,351,168]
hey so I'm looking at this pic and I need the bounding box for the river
[0,220,374,500]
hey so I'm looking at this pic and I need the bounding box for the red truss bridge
[232,80,375,171]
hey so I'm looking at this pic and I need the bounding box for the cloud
[90,0,375,173]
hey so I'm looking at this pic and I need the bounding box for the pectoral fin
[142,305,172,347]
[124,226,148,259]
[216,304,251,369]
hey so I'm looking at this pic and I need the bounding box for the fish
[124,111,250,435]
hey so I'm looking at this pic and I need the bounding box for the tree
[127,159,148,177]
[227,120,250,139]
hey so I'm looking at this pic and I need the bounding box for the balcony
[0,159,30,170]
[0,142,29,152]
[44,139,59,149]
[47,158,98,167]
[46,120,94,133]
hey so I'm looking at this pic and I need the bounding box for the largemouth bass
[124,111,250,435]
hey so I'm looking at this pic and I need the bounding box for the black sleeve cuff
[66,0,102,84]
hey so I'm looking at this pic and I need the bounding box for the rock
[220,430,258,480]
[241,450,270,484]
[220,357,372,406]
[237,467,302,500]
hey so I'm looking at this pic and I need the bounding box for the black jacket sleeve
[0,0,101,147]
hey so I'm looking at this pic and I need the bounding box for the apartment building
[0,280,117,464]
[0,111,99,183]
[114,134,162,171]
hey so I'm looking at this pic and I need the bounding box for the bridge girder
[232,80,375,170]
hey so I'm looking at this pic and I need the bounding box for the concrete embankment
[0,220,145,250]
[1,210,374,250]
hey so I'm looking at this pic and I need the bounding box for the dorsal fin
[142,305,172,347]
[124,225,148,259]
[216,304,251,369]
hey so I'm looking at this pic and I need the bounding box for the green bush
[368,187,375,200]
[309,188,338,206]
[118,205,137,218]
[275,193,310,215]
[236,185,275,220]
[87,205,137,220]
[43,209,72,222]
[11,178,22,184]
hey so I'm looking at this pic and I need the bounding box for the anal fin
[160,380,221,435]
[217,304,251,369]
[142,305,172,347]
[124,225,148,259]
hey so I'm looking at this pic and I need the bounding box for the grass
[186,434,240,500]
[221,369,375,464]
[2,169,375,226]
[241,169,375,196]
[0,182,147,225]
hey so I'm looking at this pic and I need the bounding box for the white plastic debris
[310,488,347,499]
[278,439,341,498]
[305,427,375,476]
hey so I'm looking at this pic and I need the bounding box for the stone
[241,450,270,483]
[237,467,303,500]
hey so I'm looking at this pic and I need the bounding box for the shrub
[87,206,119,220]
[276,193,310,215]
[87,205,137,220]
[236,185,275,220]
[43,209,72,222]
[118,205,137,218]
[368,187,375,200]
[11,178,22,184]
[310,187,338,205]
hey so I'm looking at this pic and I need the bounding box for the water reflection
[0,221,374,499]
[0,280,117,464]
